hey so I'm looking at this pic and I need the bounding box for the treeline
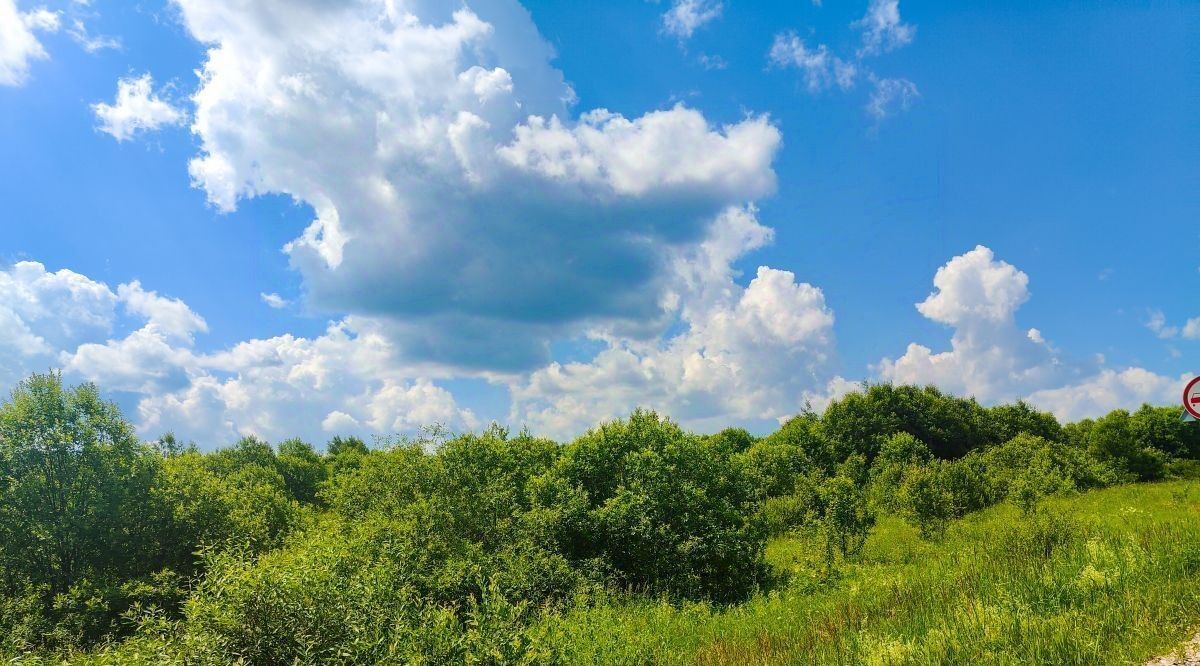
[0,373,1196,663]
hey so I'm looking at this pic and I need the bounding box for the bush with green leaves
[757,470,824,536]
[895,458,985,539]
[179,514,547,665]
[822,384,989,462]
[1071,410,1166,481]
[819,455,875,558]
[733,438,815,501]
[868,431,933,512]
[276,438,326,504]
[534,410,766,603]
[759,411,838,472]
[973,433,1121,505]
[157,452,300,562]
[984,400,1064,444]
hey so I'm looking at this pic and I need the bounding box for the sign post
[1184,376,1200,423]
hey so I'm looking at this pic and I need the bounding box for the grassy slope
[534,481,1200,665]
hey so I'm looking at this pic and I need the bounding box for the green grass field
[533,481,1200,665]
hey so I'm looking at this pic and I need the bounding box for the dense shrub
[1130,405,1200,460]
[896,457,986,538]
[734,439,815,501]
[970,433,1119,505]
[534,410,766,603]
[822,384,989,461]
[820,455,875,558]
[757,471,824,536]
[1,369,1198,663]
[1079,410,1167,481]
[868,432,933,512]
[984,400,1064,444]
[181,515,546,665]
[276,438,326,504]
[157,452,299,562]
[760,411,838,472]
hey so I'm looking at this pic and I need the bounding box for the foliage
[1082,409,1168,481]
[0,373,162,596]
[822,384,990,461]
[536,482,1200,665]
[1,371,1199,663]
[534,410,767,603]
[820,455,876,559]
[868,431,933,512]
[0,373,170,649]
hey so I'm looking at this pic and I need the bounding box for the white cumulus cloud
[0,260,475,447]
[0,0,59,86]
[92,74,186,141]
[876,245,1183,421]
[510,206,836,439]
[1027,368,1182,423]
[171,0,782,372]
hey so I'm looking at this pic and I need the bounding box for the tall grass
[533,481,1200,665]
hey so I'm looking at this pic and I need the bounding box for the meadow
[535,482,1200,665]
[1,371,1198,664]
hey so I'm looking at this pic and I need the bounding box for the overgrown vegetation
[0,373,1197,664]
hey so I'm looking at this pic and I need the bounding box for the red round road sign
[1185,376,1200,420]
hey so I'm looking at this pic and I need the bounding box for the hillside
[1,373,1198,664]
[538,481,1200,665]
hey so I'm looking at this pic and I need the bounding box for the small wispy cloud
[769,32,857,92]
[866,75,919,121]
[67,18,120,53]
[854,0,916,57]
[1147,309,1200,340]
[260,292,289,309]
[662,0,722,42]
[697,53,728,70]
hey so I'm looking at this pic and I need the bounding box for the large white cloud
[876,246,1064,402]
[0,261,475,447]
[0,262,117,385]
[1027,368,1182,423]
[510,206,836,439]
[0,0,59,87]
[876,246,1183,421]
[173,0,781,371]
[134,319,479,445]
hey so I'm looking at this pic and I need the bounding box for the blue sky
[0,0,1196,446]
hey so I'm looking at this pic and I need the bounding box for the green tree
[820,455,875,558]
[0,373,163,596]
[868,432,932,512]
